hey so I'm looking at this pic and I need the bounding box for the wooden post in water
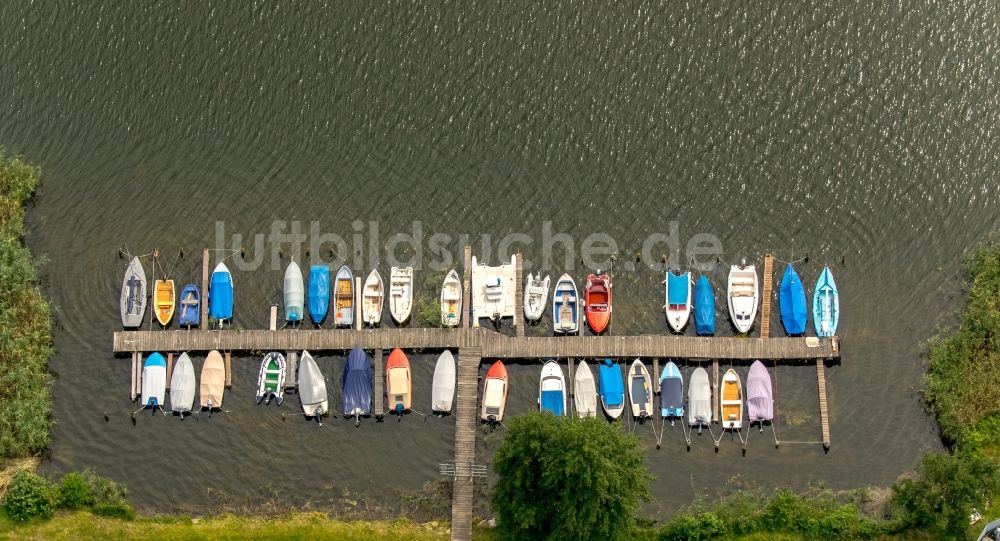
[269,304,277,331]
[373,348,384,419]
[166,353,173,390]
[568,357,574,397]
[514,252,524,337]
[760,254,774,339]
[653,358,660,393]
[817,359,830,450]
[463,246,474,329]
[354,277,362,330]
[224,351,232,388]
[712,359,719,423]
[200,249,209,330]
[130,352,139,401]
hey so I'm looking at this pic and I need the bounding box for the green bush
[91,503,135,520]
[83,470,127,506]
[57,472,94,509]
[3,470,53,521]
[658,511,727,540]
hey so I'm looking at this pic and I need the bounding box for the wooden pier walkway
[760,254,774,338]
[450,347,481,541]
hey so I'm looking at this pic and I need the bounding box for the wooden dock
[817,359,831,450]
[760,254,774,339]
[373,349,384,418]
[450,347,481,541]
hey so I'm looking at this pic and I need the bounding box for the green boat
[256,352,286,405]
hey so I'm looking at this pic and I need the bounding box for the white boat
[573,360,597,418]
[480,361,508,423]
[297,350,328,424]
[523,273,550,322]
[389,266,413,325]
[283,261,305,322]
[538,360,567,416]
[627,359,653,421]
[169,353,196,416]
[120,256,146,328]
[140,352,167,412]
[333,265,354,327]
[440,270,462,327]
[720,368,744,430]
[688,367,712,434]
[431,351,456,413]
[727,264,759,333]
[551,274,579,334]
[362,269,384,326]
[665,270,692,333]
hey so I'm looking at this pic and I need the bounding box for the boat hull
[585,273,612,334]
[154,279,175,327]
[481,361,509,422]
[120,257,147,328]
[386,348,412,413]
[552,274,579,334]
[307,265,330,325]
[334,265,354,326]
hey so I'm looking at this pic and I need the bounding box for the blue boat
[598,359,625,419]
[813,266,840,337]
[659,361,684,420]
[665,271,692,333]
[538,360,567,416]
[342,347,373,425]
[693,276,715,336]
[177,284,200,327]
[208,262,233,323]
[779,264,808,335]
[308,265,330,325]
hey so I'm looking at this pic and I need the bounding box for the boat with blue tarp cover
[693,275,715,336]
[598,358,624,419]
[343,347,373,425]
[779,264,808,335]
[538,360,566,416]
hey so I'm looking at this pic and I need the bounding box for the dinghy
[140,352,167,413]
[720,368,743,430]
[432,351,456,414]
[746,361,773,428]
[665,270,692,333]
[627,359,653,421]
[585,272,612,333]
[169,353,195,416]
[538,360,566,416]
[552,274,579,334]
[389,266,413,325]
[283,261,304,323]
[659,361,684,421]
[153,279,175,327]
[342,348,373,423]
[256,352,285,405]
[480,360,508,423]
[333,266,354,327]
[362,269,384,326]
[688,367,712,433]
[779,264,808,336]
[297,350,328,423]
[813,266,840,337]
[208,262,234,324]
[694,276,715,336]
[727,264,758,333]
[440,270,462,327]
[307,265,330,325]
[598,359,625,419]
[523,273,550,322]
[573,360,597,418]
[386,348,412,417]
[177,284,200,327]
[120,257,146,328]
[200,350,226,411]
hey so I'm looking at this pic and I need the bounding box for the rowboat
[169,352,195,417]
[585,272,612,333]
[523,273,550,322]
[440,270,462,327]
[140,352,167,413]
[362,269,384,326]
[432,351,456,414]
[283,261,304,322]
[598,359,625,419]
[627,359,653,421]
[208,262,234,324]
[177,284,200,327]
[297,350,328,424]
[386,348,412,418]
[307,265,330,325]
[480,360,508,423]
[813,266,840,337]
[200,350,226,411]
[334,265,354,327]
[720,368,743,430]
[659,361,684,422]
[538,360,566,417]
[779,264,808,336]
[688,367,712,434]
[120,257,146,328]
[342,348,372,424]
[746,361,773,428]
[552,274,579,334]
[573,360,597,418]
[389,266,413,325]
[256,352,285,405]
[665,270,692,333]
[693,276,715,336]
[153,279,175,327]
[727,263,758,333]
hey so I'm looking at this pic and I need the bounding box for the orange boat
[385,348,412,418]
[585,273,612,333]
[480,360,509,423]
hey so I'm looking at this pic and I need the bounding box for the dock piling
[224,351,232,388]
[130,352,139,402]
[269,304,277,331]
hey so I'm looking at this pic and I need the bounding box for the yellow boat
[154,279,175,326]
[720,368,743,430]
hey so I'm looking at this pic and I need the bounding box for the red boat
[385,348,412,417]
[585,273,612,333]
[480,361,509,423]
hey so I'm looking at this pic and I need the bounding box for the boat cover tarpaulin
[630,375,649,406]
[779,265,808,335]
[746,361,773,422]
[540,390,564,416]
[688,367,712,425]
[342,348,372,415]
[209,264,233,320]
[308,265,330,323]
[598,361,624,407]
[694,276,715,335]
[661,378,683,411]
[667,272,689,305]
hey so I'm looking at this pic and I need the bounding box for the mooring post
[166,353,173,390]
[269,304,277,331]
[224,351,232,388]
[130,352,139,402]
[653,358,660,393]
[200,248,209,330]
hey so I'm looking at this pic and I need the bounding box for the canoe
[597,358,625,419]
[256,352,285,405]
[813,266,840,337]
[200,350,226,410]
[480,360,508,423]
[693,276,715,336]
[389,266,413,325]
[573,360,597,418]
[177,284,200,327]
[524,273,550,322]
[659,361,684,419]
[334,265,354,327]
[342,348,373,420]
[283,261,304,322]
[169,353,195,415]
[362,269,384,326]
[585,273,612,333]
[120,257,147,328]
[746,361,773,425]
[432,351,456,413]
[440,270,462,327]
[779,264,808,336]
[627,359,653,421]
[386,348,412,416]
[538,360,566,417]
[552,274,579,334]
[140,352,167,410]
[720,368,743,430]
[208,262,234,323]
[307,265,330,325]
[153,279,175,327]
[727,264,758,333]
[297,350,328,420]
[688,367,712,430]
[665,270,692,333]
